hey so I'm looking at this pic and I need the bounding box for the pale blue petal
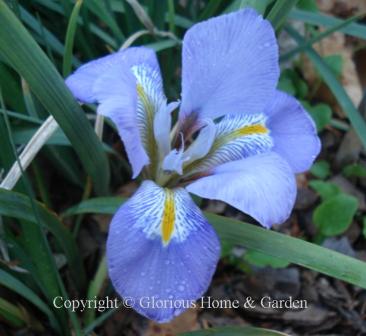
[183,119,216,165]
[180,9,279,123]
[107,181,220,323]
[93,67,149,178]
[163,148,184,175]
[92,49,166,178]
[186,113,273,174]
[265,91,321,173]
[154,101,180,159]
[66,47,159,103]
[186,152,296,228]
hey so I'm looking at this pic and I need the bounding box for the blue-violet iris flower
[66,9,320,323]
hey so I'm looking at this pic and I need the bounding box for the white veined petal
[185,113,273,174]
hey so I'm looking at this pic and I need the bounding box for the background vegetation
[0,0,366,335]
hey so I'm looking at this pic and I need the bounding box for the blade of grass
[0,116,58,190]
[0,297,26,328]
[0,96,69,335]
[223,0,273,15]
[280,13,363,63]
[0,269,61,333]
[266,0,299,30]
[0,188,87,292]
[0,2,110,195]
[198,0,222,20]
[84,254,107,325]
[0,109,42,124]
[63,0,83,77]
[286,25,366,149]
[167,0,175,33]
[289,8,366,40]
[63,197,366,289]
[83,307,118,335]
[19,6,80,67]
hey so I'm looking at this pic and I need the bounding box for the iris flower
[66,9,320,322]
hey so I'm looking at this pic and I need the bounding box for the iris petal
[183,119,216,165]
[107,181,220,323]
[180,8,279,124]
[265,91,321,173]
[185,113,273,175]
[66,47,159,103]
[186,152,296,228]
[154,101,180,160]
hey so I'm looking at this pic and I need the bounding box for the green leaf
[343,163,366,178]
[297,0,318,12]
[63,197,366,289]
[0,297,26,328]
[286,26,366,150]
[224,0,273,15]
[0,2,110,195]
[277,71,296,95]
[280,13,361,63]
[313,194,358,236]
[278,69,308,98]
[63,0,83,77]
[266,0,299,31]
[305,103,332,131]
[310,160,331,179]
[309,180,340,200]
[0,269,61,333]
[244,250,289,268]
[362,216,366,238]
[180,326,290,335]
[323,54,343,78]
[0,188,86,292]
[289,9,366,40]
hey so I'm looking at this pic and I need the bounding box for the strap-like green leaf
[266,0,299,30]
[63,196,366,289]
[0,2,110,195]
[286,26,366,149]
[0,188,86,292]
[0,269,61,333]
[290,8,366,40]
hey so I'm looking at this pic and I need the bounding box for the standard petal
[66,47,159,103]
[265,90,321,173]
[186,152,296,228]
[180,8,279,123]
[107,181,220,323]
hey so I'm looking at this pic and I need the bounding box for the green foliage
[65,197,366,289]
[310,161,331,179]
[323,54,343,78]
[313,194,358,236]
[343,163,366,178]
[1,1,366,334]
[244,250,290,268]
[297,0,318,12]
[278,69,308,98]
[303,102,332,132]
[309,180,340,200]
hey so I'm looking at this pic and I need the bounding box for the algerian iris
[66,9,320,322]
